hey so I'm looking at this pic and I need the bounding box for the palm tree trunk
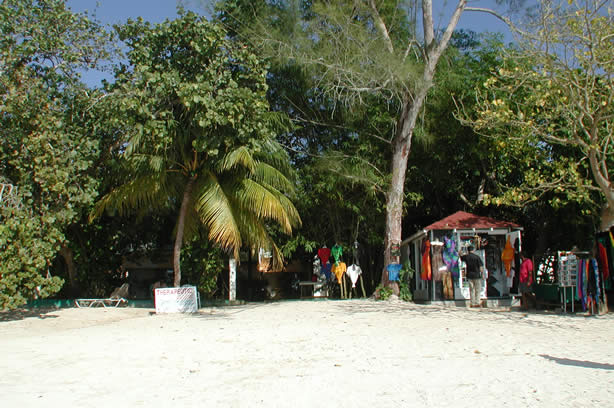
[173,176,196,287]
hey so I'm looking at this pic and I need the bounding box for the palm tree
[90,14,301,287]
[91,134,301,287]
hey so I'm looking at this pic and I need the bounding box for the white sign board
[154,286,198,313]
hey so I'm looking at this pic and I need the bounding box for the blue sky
[66,0,513,86]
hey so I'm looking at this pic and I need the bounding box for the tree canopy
[466,0,614,230]
[0,0,114,308]
[91,12,301,286]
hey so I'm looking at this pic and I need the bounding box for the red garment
[421,240,432,281]
[597,243,610,280]
[317,247,331,265]
[519,258,533,285]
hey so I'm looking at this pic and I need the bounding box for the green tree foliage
[92,12,301,287]
[467,0,614,230]
[214,0,519,291]
[0,0,113,309]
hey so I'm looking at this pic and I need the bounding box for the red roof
[424,211,521,231]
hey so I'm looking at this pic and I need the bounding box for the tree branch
[367,0,394,54]
[464,7,534,39]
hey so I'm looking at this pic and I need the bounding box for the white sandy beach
[1,300,613,407]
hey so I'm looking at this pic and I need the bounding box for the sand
[1,300,613,407]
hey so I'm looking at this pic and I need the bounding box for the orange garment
[332,262,347,284]
[501,237,515,277]
[421,239,432,280]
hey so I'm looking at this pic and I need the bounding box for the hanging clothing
[332,262,347,284]
[321,261,332,281]
[258,248,273,272]
[387,263,403,281]
[312,256,321,276]
[317,247,331,265]
[421,240,432,281]
[347,264,362,288]
[443,272,454,299]
[597,242,609,281]
[331,244,343,266]
[501,237,515,277]
[431,243,447,281]
[443,236,460,279]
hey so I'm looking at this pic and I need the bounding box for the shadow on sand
[0,308,59,323]
[540,354,614,370]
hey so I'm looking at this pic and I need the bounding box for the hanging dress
[421,239,432,281]
[431,243,447,281]
[501,237,515,277]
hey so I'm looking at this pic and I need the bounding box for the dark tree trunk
[59,243,79,296]
[173,176,196,287]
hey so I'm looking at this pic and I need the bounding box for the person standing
[461,245,484,308]
[519,252,535,310]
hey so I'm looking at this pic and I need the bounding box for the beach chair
[75,283,129,308]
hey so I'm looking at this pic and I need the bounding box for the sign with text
[154,286,198,313]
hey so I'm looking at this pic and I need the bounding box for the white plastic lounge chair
[75,283,129,308]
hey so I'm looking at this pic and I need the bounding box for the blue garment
[321,262,332,280]
[591,258,600,305]
[387,263,402,281]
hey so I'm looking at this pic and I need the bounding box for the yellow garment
[332,262,347,284]
[501,237,515,277]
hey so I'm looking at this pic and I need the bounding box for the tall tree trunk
[382,87,429,290]
[379,0,466,290]
[588,148,614,231]
[59,242,79,296]
[173,176,196,287]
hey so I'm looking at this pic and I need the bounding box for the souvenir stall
[401,211,523,303]
[303,243,367,299]
[534,239,612,314]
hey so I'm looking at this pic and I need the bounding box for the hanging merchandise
[430,241,446,281]
[387,263,403,281]
[332,261,347,284]
[501,237,515,277]
[347,264,362,288]
[331,244,343,265]
[596,231,613,288]
[321,261,332,281]
[443,236,460,279]
[318,246,331,265]
[312,256,321,278]
[421,239,432,280]
[258,247,273,272]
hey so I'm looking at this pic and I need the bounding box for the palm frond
[254,138,294,176]
[90,172,181,221]
[235,179,302,234]
[194,171,242,256]
[219,146,256,173]
[251,161,295,194]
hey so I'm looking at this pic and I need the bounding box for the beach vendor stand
[401,211,523,304]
